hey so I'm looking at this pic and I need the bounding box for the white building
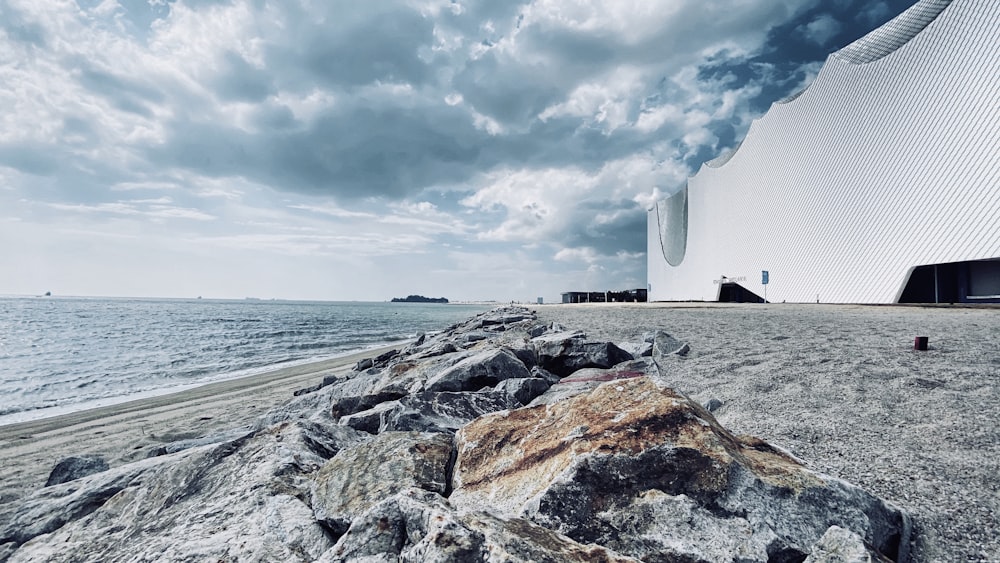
[647,0,999,304]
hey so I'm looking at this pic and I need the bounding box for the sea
[0,296,493,426]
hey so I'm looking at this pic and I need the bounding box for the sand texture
[0,304,997,561]
[536,303,999,562]
[0,345,398,509]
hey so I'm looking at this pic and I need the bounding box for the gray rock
[3,455,173,547]
[651,330,690,358]
[311,431,452,536]
[4,420,352,561]
[258,368,385,426]
[145,426,253,458]
[424,348,531,392]
[805,526,881,563]
[324,488,640,563]
[339,400,401,434]
[354,357,374,371]
[528,359,657,406]
[493,378,551,406]
[410,341,458,360]
[704,398,723,412]
[452,377,910,563]
[533,335,634,377]
[44,455,109,487]
[330,391,407,420]
[379,392,516,434]
[530,365,562,385]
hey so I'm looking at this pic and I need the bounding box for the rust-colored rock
[451,376,910,562]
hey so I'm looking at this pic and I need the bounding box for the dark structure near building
[561,289,648,304]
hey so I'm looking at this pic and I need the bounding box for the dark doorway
[898,259,1000,304]
[717,283,766,303]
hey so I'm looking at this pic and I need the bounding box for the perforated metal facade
[647,0,999,303]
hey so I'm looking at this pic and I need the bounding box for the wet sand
[0,344,399,507]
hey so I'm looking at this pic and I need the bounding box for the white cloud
[801,14,843,45]
[0,0,881,300]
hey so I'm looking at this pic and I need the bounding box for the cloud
[0,0,910,299]
[799,14,843,45]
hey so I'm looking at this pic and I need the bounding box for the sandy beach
[0,345,398,508]
[537,303,1000,562]
[1,303,997,561]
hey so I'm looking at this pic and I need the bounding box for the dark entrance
[898,259,1000,304]
[717,283,766,303]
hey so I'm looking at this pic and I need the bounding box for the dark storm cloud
[265,2,436,92]
[564,199,648,257]
[150,100,485,198]
[213,51,275,102]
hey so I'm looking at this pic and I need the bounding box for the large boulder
[44,455,109,487]
[323,487,640,563]
[533,333,633,377]
[528,359,656,406]
[379,391,517,434]
[424,348,531,392]
[451,377,910,563]
[4,421,360,561]
[311,431,452,535]
[493,377,551,406]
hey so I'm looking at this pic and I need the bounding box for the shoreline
[0,343,401,504]
[0,341,412,429]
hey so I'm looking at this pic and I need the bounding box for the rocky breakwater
[0,307,911,562]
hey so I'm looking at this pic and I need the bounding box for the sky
[0,0,917,302]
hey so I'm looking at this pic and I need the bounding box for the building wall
[647,0,999,303]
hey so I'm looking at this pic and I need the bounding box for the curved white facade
[647,0,1000,304]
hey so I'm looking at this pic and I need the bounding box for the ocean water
[0,297,492,425]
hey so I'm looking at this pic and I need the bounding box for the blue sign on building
[762,270,769,285]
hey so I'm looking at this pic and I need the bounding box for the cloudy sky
[0,0,914,302]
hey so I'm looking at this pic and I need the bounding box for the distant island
[391,295,449,303]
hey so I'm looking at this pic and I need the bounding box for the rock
[451,377,910,562]
[805,525,886,563]
[330,391,407,420]
[339,400,401,434]
[533,334,633,377]
[379,391,516,434]
[651,330,690,359]
[257,368,385,426]
[311,431,452,535]
[324,488,640,563]
[366,350,477,397]
[145,426,254,458]
[44,455,109,487]
[528,359,657,406]
[530,365,562,385]
[424,348,531,392]
[410,341,458,360]
[493,377,551,406]
[372,349,399,369]
[3,455,174,547]
[355,357,374,371]
[4,421,354,560]
[704,397,723,412]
